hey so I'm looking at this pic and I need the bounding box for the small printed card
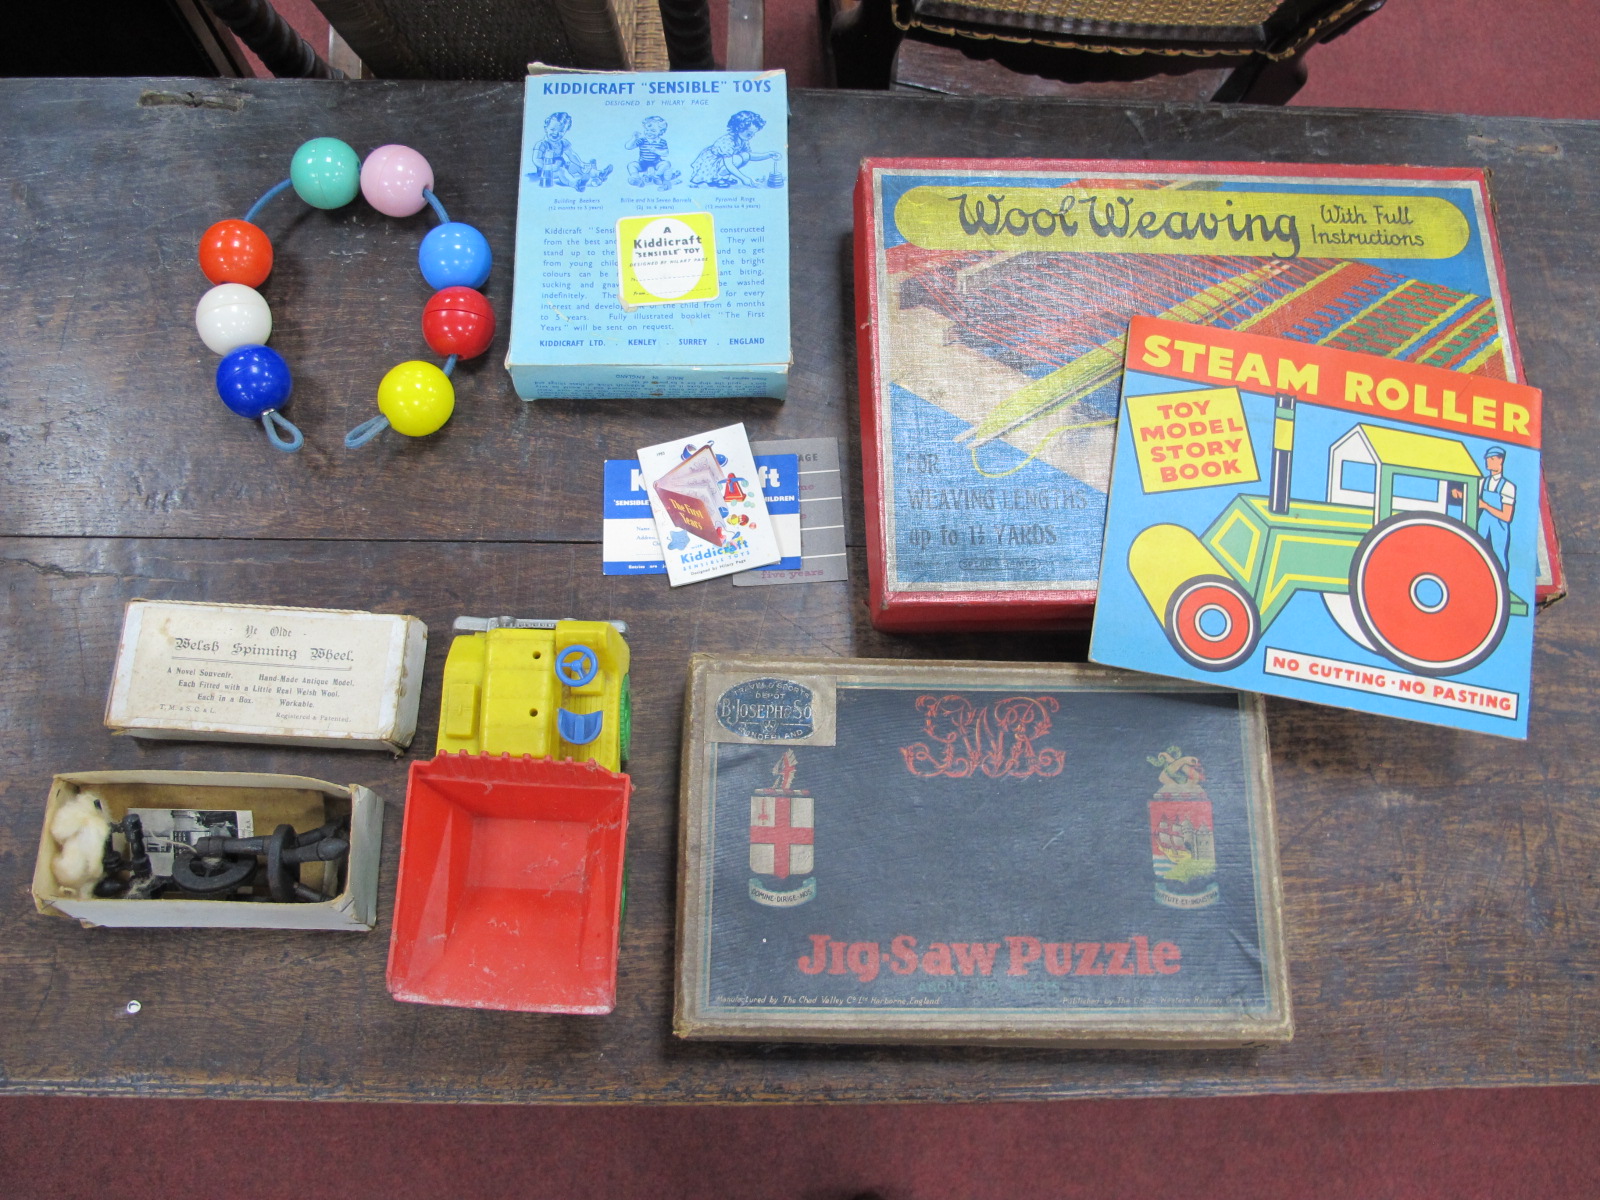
[604,453,800,575]
[1090,317,1542,739]
[638,423,782,585]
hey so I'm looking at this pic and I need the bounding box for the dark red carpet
[6,2,1598,1196]
[5,1087,1599,1197]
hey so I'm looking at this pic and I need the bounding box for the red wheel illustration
[1349,513,1508,676]
[1163,575,1261,672]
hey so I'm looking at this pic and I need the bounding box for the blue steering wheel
[554,644,599,688]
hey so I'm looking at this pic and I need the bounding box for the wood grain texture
[2,79,1598,1100]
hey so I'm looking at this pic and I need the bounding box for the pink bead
[360,145,434,217]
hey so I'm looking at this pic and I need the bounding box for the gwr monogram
[900,695,1066,779]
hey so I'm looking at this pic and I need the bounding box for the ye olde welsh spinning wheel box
[675,656,1290,1047]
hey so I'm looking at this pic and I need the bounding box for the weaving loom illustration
[889,248,1508,485]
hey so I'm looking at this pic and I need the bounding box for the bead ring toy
[195,138,496,452]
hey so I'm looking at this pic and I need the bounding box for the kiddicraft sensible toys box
[508,69,790,400]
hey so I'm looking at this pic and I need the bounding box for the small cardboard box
[33,771,382,931]
[104,600,427,752]
[507,68,791,400]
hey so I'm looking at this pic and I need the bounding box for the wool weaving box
[508,69,791,400]
[854,158,1566,632]
[104,600,427,752]
[675,655,1291,1047]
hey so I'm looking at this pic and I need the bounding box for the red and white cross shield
[749,792,814,879]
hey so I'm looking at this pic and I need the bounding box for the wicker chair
[831,0,1386,101]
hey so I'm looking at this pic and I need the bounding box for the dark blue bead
[216,345,292,420]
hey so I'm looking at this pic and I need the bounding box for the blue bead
[419,222,492,289]
[216,345,293,420]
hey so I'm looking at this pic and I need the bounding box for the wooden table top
[2,77,1596,1102]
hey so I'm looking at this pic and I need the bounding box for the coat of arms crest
[748,749,816,907]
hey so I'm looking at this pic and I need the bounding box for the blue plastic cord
[262,410,304,452]
[422,187,450,225]
[344,414,391,449]
[244,178,294,225]
[443,354,458,377]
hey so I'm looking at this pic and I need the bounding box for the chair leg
[829,0,903,90]
[658,0,716,70]
[1211,52,1308,104]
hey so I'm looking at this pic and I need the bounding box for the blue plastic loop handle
[422,187,450,225]
[343,413,391,449]
[244,178,294,225]
[261,409,303,452]
[554,644,600,688]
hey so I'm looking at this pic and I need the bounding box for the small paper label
[717,678,815,740]
[109,602,408,738]
[616,212,719,306]
[705,672,837,746]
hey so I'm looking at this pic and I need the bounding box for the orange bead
[199,219,273,287]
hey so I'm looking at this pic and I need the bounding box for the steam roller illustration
[1129,394,1524,677]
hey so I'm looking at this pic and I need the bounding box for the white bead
[195,283,272,355]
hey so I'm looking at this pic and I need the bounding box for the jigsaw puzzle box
[508,69,791,400]
[675,655,1290,1047]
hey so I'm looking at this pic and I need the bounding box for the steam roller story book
[1089,316,1542,739]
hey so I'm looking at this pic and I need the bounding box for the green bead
[289,137,360,209]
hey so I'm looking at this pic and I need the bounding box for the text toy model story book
[676,656,1289,1046]
[638,423,780,585]
[854,158,1564,632]
[1090,316,1542,739]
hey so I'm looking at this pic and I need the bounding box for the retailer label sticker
[616,211,719,308]
[707,673,837,746]
[718,678,815,741]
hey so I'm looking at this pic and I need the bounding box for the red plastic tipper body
[386,753,631,1014]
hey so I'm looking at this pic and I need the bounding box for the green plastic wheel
[618,671,632,767]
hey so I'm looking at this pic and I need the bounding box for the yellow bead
[376,361,454,437]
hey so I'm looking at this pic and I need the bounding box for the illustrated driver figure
[1476,445,1515,569]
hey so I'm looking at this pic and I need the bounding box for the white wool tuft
[51,794,105,843]
[50,796,111,895]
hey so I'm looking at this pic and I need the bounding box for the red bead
[422,287,496,359]
[199,219,273,287]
